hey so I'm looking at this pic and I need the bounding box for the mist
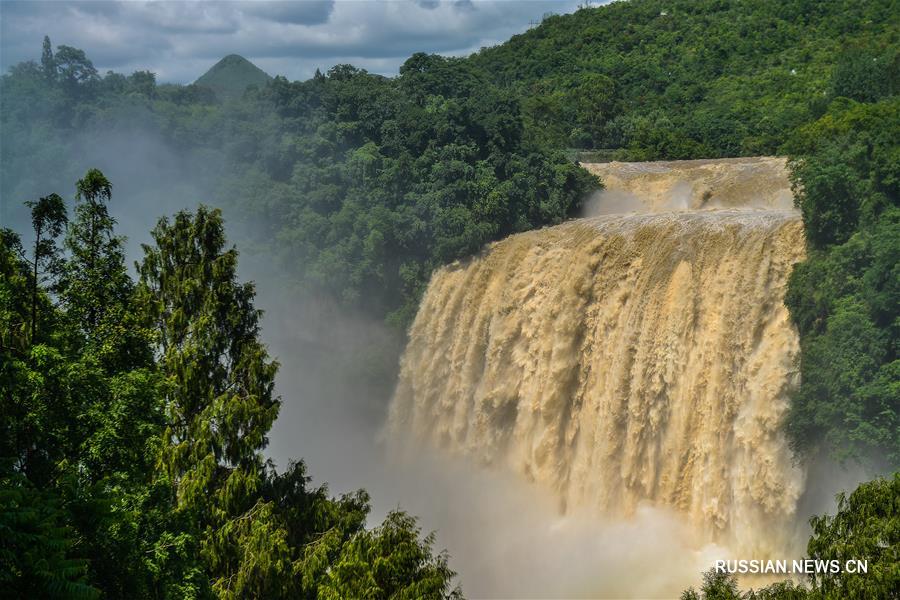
[250,285,726,598]
[1,124,225,260]
[580,184,693,216]
[3,130,882,598]
[2,1,896,597]
[255,292,873,599]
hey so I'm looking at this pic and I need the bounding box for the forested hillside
[3,0,895,324]
[0,39,595,326]
[783,95,899,470]
[195,54,272,100]
[1,0,898,597]
[678,52,899,599]
[472,0,897,157]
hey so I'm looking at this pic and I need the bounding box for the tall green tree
[24,193,66,342]
[53,45,98,90]
[0,226,101,599]
[137,206,286,597]
[0,230,38,472]
[62,169,118,331]
[61,169,149,372]
[40,35,56,82]
[0,225,77,485]
[4,178,459,598]
[319,511,461,600]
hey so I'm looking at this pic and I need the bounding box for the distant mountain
[194,54,271,100]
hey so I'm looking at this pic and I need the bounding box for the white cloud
[1,0,586,83]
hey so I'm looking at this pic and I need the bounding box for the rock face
[389,158,806,557]
[194,54,272,100]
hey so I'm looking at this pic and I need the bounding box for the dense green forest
[1,0,898,597]
[0,37,597,326]
[472,0,897,157]
[4,0,895,324]
[783,95,899,470]
[1,172,459,598]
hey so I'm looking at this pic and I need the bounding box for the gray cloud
[236,1,335,25]
[0,0,586,83]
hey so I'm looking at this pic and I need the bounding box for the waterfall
[389,158,806,557]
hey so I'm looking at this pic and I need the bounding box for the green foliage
[41,36,56,83]
[319,511,461,600]
[138,207,279,478]
[3,2,895,325]
[746,581,809,600]
[249,57,596,323]
[682,474,900,600]
[0,232,96,597]
[2,174,172,598]
[784,96,899,469]
[470,0,896,157]
[1,39,598,327]
[53,45,98,88]
[1,2,897,594]
[19,193,67,346]
[785,98,899,247]
[137,206,284,596]
[1,173,459,598]
[829,48,899,104]
[60,168,143,369]
[0,471,99,600]
[680,569,742,600]
[681,570,810,600]
[806,474,900,599]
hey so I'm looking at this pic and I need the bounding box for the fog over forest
[2,1,897,598]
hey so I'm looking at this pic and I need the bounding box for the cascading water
[389,157,806,559]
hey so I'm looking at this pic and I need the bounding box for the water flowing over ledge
[389,159,806,558]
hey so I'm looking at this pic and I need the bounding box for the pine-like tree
[61,169,148,371]
[137,206,287,597]
[24,194,66,342]
[40,35,56,82]
[62,169,119,331]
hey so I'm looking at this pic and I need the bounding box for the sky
[0,0,591,84]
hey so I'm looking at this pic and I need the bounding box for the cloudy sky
[0,0,594,83]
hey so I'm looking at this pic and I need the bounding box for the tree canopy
[0,0,897,596]
[4,0,894,325]
[783,95,899,469]
[0,172,460,598]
